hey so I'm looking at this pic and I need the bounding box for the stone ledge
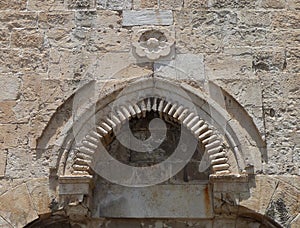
[210,174,249,183]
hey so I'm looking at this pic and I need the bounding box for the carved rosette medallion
[132,27,175,61]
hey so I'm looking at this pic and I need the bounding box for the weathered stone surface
[291,213,300,228]
[240,175,278,214]
[11,29,44,49]
[0,184,38,227]
[122,10,173,26]
[266,181,299,226]
[259,0,286,9]
[208,0,256,8]
[0,215,12,227]
[272,11,300,29]
[0,101,17,124]
[26,178,51,215]
[237,11,271,28]
[27,0,65,11]
[0,74,20,101]
[97,0,132,10]
[286,48,300,73]
[184,0,207,8]
[67,0,95,9]
[252,48,286,72]
[0,0,27,10]
[154,53,205,81]
[75,10,121,29]
[0,29,10,48]
[205,51,254,80]
[85,27,131,52]
[286,0,300,10]
[0,49,48,73]
[0,150,7,177]
[160,0,183,9]
[39,12,74,29]
[0,12,38,29]
[133,0,158,9]
[96,184,213,218]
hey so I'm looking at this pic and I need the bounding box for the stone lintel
[122,10,173,26]
[209,174,249,183]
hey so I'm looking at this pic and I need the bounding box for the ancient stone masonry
[0,0,299,227]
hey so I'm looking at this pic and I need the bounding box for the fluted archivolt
[72,97,230,176]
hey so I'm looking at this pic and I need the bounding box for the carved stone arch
[54,78,255,178]
[71,95,230,176]
[30,77,293,227]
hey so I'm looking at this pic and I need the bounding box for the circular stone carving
[132,27,175,60]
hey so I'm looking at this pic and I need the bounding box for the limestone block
[266,181,299,226]
[0,184,38,228]
[225,28,271,47]
[175,27,223,53]
[39,12,75,29]
[213,219,236,228]
[213,182,249,193]
[0,150,7,177]
[237,11,271,28]
[160,0,183,9]
[67,0,95,9]
[291,213,300,228]
[214,79,262,107]
[27,0,65,11]
[174,10,237,30]
[133,0,158,9]
[11,29,44,49]
[75,10,121,29]
[205,52,254,80]
[154,53,205,81]
[45,28,76,49]
[239,175,278,214]
[252,48,286,72]
[85,52,143,80]
[286,0,300,10]
[0,49,48,73]
[0,74,20,101]
[20,74,47,101]
[286,48,300,73]
[0,12,38,29]
[48,49,96,79]
[0,215,12,227]
[236,217,265,227]
[213,192,239,214]
[0,101,17,124]
[0,0,27,10]
[286,29,300,47]
[271,11,300,29]
[259,0,286,9]
[122,10,173,26]
[207,0,256,8]
[0,29,10,48]
[26,178,51,215]
[85,27,131,52]
[6,147,50,178]
[96,184,213,218]
[184,0,207,8]
[97,0,132,10]
[59,176,92,195]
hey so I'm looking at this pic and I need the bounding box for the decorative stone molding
[58,175,94,221]
[132,27,175,60]
[71,96,230,176]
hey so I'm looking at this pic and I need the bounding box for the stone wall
[0,0,299,227]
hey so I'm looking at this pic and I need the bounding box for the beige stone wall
[0,0,299,227]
